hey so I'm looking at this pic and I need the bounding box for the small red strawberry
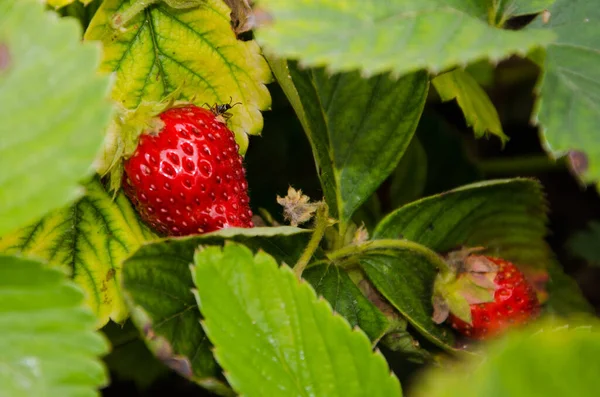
[122,104,253,236]
[432,248,541,340]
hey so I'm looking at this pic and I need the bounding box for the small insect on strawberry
[203,96,241,122]
[122,104,253,237]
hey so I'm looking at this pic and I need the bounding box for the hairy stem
[294,203,329,278]
[328,239,453,276]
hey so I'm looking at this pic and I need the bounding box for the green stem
[477,155,566,175]
[112,0,159,29]
[333,219,348,251]
[294,203,329,278]
[328,239,453,276]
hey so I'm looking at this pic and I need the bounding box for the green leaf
[58,0,104,31]
[358,252,455,350]
[529,0,600,184]
[545,261,594,315]
[567,221,600,266]
[192,243,402,397]
[102,321,169,389]
[465,60,495,86]
[352,194,384,233]
[48,0,93,10]
[413,318,600,397]
[121,227,309,392]
[269,59,428,226]
[389,137,428,209]
[0,254,108,396]
[416,112,482,196]
[374,179,551,270]
[255,0,555,77]
[432,69,508,143]
[498,0,555,18]
[303,263,389,342]
[0,179,156,327]
[84,0,272,154]
[380,321,432,364]
[0,0,113,236]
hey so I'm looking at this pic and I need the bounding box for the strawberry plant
[1,0,600,396]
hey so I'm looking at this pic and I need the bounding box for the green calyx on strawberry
[95,93,253,237]
[432,247,541,340]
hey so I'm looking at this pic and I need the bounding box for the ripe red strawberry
[432,248,541,340]
[447,257,540,340]
[122,105,253,236]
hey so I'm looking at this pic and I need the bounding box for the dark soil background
[102,56,600,397]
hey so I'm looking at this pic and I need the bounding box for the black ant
[203,96,242,121]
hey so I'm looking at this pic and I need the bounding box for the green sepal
[432,250,499,325]
[96,89,185,194]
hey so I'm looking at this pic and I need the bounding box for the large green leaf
[530,0,600,185]
[498,0,555,18]
[0,179,155,327]
[0,254,108,396]
[374,179,550,268]
[432,69,508,143]
[389,137,428,209]
[303,263,389,342]
[413,318,600,397]
[84,0,272,154]
[0,0,113,236]
[121,227,309,393]
[416,112,482,197]
[358,251,455,350]
[545,261,594,315]
[256,0,554,77]
[269,59,428,227]
[567,221,600,267]
[102,320,169,389]
[192,243,402,397]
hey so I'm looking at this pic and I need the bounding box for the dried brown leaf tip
[276,186,320,227]
[223,0,256,35]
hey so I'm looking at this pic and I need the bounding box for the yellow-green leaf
[432,69,508,143]
[0,179,156,327]
[84,0,272,154]
[47,0,92,8]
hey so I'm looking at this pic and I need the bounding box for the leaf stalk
[328,239,453,276]
[294,202,329,278]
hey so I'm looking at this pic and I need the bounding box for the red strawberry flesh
[123,105,253,236]
[448,257,540,340]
